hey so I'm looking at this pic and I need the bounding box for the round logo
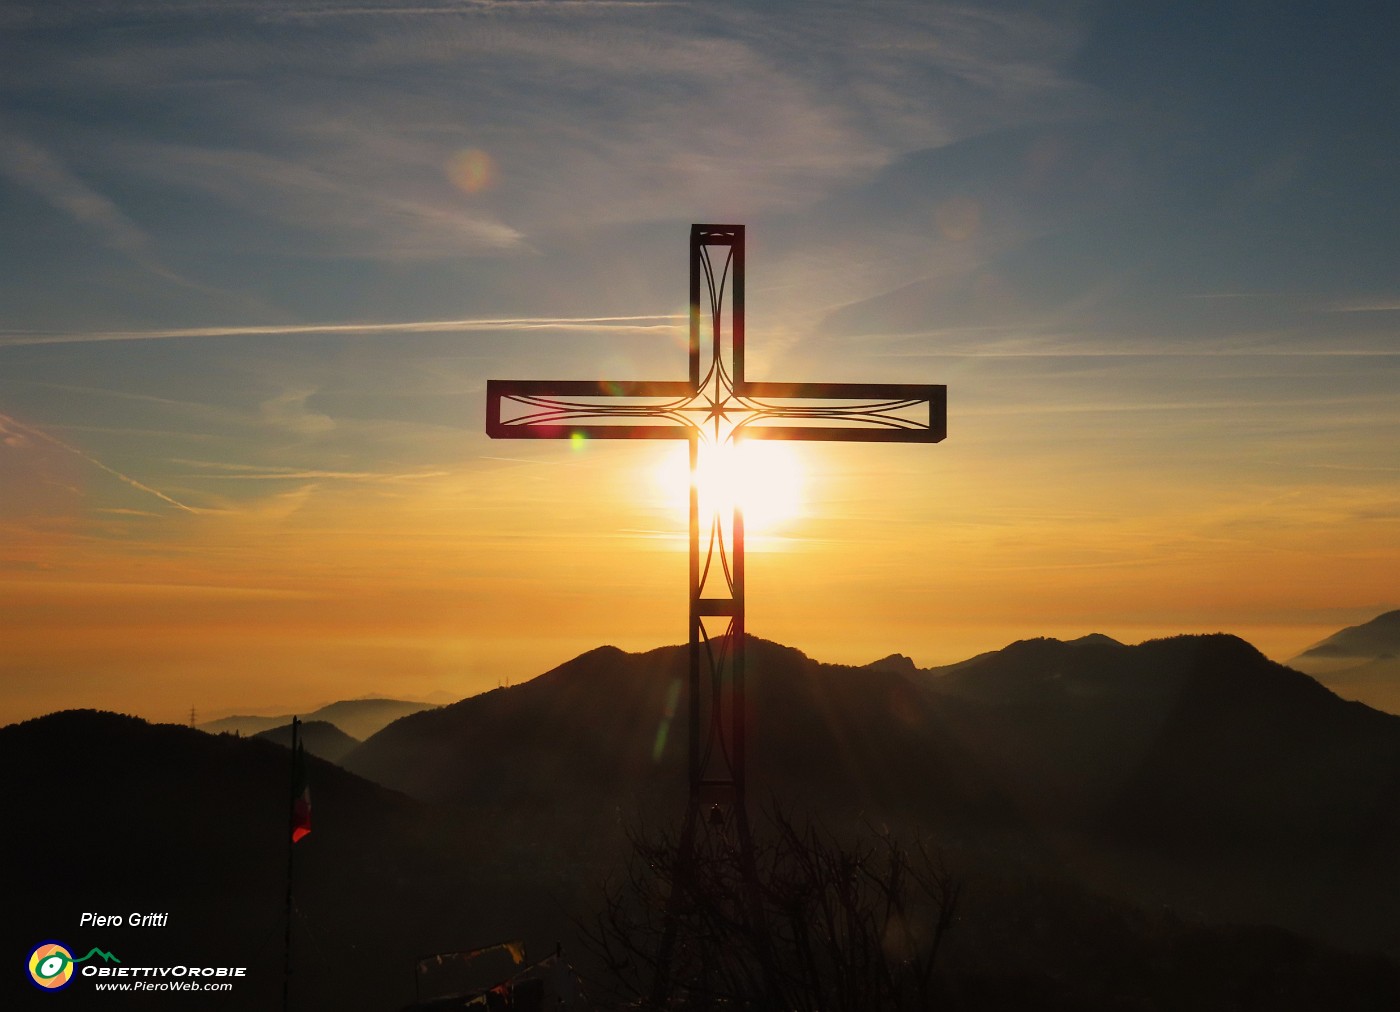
[28,942,76,991]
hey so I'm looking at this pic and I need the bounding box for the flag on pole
[291,731,311,844]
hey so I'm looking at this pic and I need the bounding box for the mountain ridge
[11,703,1400,1008]
[1289,609,1400,715]
[341,629,1400,955]
[1296,610,1400,660]
[200,696,435,740]
[12,618,1400,1007]
[253,718,360,763]
[0,709,578,1011]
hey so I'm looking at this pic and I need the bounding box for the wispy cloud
[1326,299,1400,313]
[0,412,202,514]
[254,0,681,19]
[0,131,180,281]
[258,388,336,435]
[172,458,451,482]
[17,0,1089,259]
[0,314,683,347]
[129,143,525,260]
[846,331,1400,359]
[6,0,676,24]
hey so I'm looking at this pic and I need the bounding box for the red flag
[291,739,311,843]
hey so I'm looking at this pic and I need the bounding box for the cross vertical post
[686,225,749,831]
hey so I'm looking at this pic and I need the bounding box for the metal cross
[489,223,943,1002]
[487,224,944,827]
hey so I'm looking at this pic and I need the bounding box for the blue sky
[1,0,1396,722]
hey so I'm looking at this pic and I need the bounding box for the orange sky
[2,2,1397,727]
[3,414,1394,726]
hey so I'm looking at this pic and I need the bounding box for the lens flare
[447,148,496,194]
[935,194,981,241]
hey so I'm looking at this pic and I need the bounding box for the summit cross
[486,223,945,828]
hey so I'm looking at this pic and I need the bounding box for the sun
[652,440,805,535]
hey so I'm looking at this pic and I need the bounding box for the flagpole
[283,715,299,1012]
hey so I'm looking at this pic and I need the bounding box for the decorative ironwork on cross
[488,223,944,819]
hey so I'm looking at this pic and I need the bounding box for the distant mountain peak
[1002,633,1123,652]
[1069,633,1123,648]
[865,653,919,675]
[924,632,1283,708]
[1138,632,1269,663]
[1296,609,1400,660]
[579,644,629,660]
[1287,609,1400,716]
[200,697,435,741]
[253,719,360,764]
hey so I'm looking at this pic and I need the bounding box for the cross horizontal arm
[487,379,947,443]
[735,381,946,443]
[486,378,699,440]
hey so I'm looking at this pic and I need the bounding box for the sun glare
[653,441,804,535]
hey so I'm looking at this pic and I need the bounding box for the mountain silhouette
[863,651,920,675]
[1290,609,1400,714]
[916,633,1400,950]
[1297,610,1400,660]
[0,710,579,1011]
[12,632,1400,1008]
[253,718,360,763]
[201,696,435,740]
[344,639,1019,837]
[346,633,1400,956]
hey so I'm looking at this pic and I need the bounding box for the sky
[1,0,1396,725]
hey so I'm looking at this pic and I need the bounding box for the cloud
[0,128,246,299]
[0,314,683,347]
[128,143,525,259]
[1327,299,1400,313]
[876,341,1400,359]
[9,0,1092,263]
[0,412,202,514]
[172,458,451,483]
[0,131,178,277]
[259,388,336,435]
[4,0,677,25]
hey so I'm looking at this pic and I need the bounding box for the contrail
[0,315,685,348]
[0,412,200,514]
